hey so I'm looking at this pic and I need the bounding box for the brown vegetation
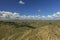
[0,20,60,40]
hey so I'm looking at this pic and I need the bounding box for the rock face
[0,21,60,40]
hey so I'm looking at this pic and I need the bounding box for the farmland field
[0,20,60,40]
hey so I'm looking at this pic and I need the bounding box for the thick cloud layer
[0,11,60,20]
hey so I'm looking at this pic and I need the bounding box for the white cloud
[0,11,20,20]
[42,16,46,18]
[0,11,60,20]
[19,0,25,5]
[47,15,53,18]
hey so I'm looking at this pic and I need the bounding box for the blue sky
[0,0,60,16]
[0,0,60,20]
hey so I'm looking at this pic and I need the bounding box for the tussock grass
[0,20,60,40]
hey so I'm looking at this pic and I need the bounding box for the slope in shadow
[0,21,36,29]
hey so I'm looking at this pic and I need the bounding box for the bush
[49,22,52,25]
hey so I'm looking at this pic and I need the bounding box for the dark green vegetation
[0,20,60,40]
[0,21,36,29]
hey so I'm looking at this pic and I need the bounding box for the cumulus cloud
[0,11,20,20]
[0,11,60,20]
[19,0,25,5]
[46,12,60,20]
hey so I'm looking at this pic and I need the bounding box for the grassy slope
[0,20,60,40]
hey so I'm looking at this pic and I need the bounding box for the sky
[0,0,60,20]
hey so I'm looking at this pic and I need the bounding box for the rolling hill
[0,20,60,40]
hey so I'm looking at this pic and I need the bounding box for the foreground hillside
[0,20,60,40]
